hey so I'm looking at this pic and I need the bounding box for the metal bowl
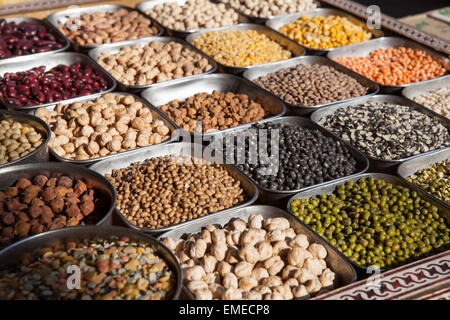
[0,110,51,169]
[0,225,182,300]
[0,162,117,229]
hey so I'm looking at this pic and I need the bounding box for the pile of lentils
[222,122,359,191]
[0,236,176,300]
[290,177,450,269]
[317,102,450,160]
[253,64,369,106]
[407,159,449,205]
[106,155,245,229]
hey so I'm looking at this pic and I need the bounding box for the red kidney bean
[0,62,110,107]
[0,19,65,59]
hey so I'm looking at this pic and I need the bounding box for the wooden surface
[1,0,143,18]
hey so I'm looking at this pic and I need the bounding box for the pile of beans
[334,47,447,86]
[279,15,372,50]
[317,102,450,160]
[56,9,159,46]
[146,0,240,31]
[106,155,245,229]
[192,30,292,67]
[96,42,213,87]
[407,159,449,205]
[162,214,335,300]
[159,91,268,132]
[0,19,65,59]
[412,86,450,119]
[291,177,450,268]
[220,0,317,18]
[35,93,171,161]
[0,118,44,165]
[222,122,359,191]
[0,62,110,107]
[0,236,176,300]
[253,64,369,106]
[0,175,107,248]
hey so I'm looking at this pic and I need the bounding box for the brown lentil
[159,91,268,132]
[0,236,175,300]
[253,64,369,106]
[106,155,245,229]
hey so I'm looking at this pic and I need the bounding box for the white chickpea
[195,289,213,300]
[184,265,206,281]
[307,243,327,259]
[238,246,259,264]
[202,255,217,273]
[222,273,238,289]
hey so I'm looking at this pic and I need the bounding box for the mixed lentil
[317,102,450,160]
[290,177,450,269]
[252,63,369,106]
[106,155,245,229]
[222,122,359,191]
[407,159,449,205]
[0,236,176,300]
[192,29,292,67]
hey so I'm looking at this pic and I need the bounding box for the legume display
[56,9,159,46]
[220,0,317,18]
[334,47,447,86]
[159,91,268,132]
[0,118,44,165]
[35,93,171,161]
[96,42,213,86]
[162,214,335,300]
[192,30,292,67]
[279,15,372,50]
[0,236,176,300]
[253,64,369,106]
[0,19,65,59]
[0,62,110,107]
[317,102,450,160]
[106,155,245,229]
[290,177,450,269]
[412,86,450,119]
[0,175,107,248]
[146,0,240,31]
[407,159,450,205]
[223,122,359,191]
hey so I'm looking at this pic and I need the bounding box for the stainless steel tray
[34,92,179,166]
[159,204,357,299]
[213,0,321,24]
[242,55,379,116]
[0,52,116,111]
[310,94,450,170]
[136,0,248,38]
[398,148,450,209]
[140,73,286,139]
[401,75,450,118]
[0,225,182,300]
[185,23,305,74]
[0,110,50,169]
[0,17,70,64]
[287,173,450,274]
[327,37,450,93]
[88,36,218,92]
[88,142,259,235]
[211,116,369,206]
[46,4,164,52]
[266,8,383,55]
[0,162,117,227]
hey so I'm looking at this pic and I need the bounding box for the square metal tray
[185,23,306,74]
[242,55,379,116]
[88,142,259,235]
[159,204,357,300]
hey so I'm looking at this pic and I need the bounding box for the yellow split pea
[192,29,292,67]
[279,15,372,50]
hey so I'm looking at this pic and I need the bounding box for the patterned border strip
[315,250,450,300]
[0,0,97,16]
[320,0,450,55]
